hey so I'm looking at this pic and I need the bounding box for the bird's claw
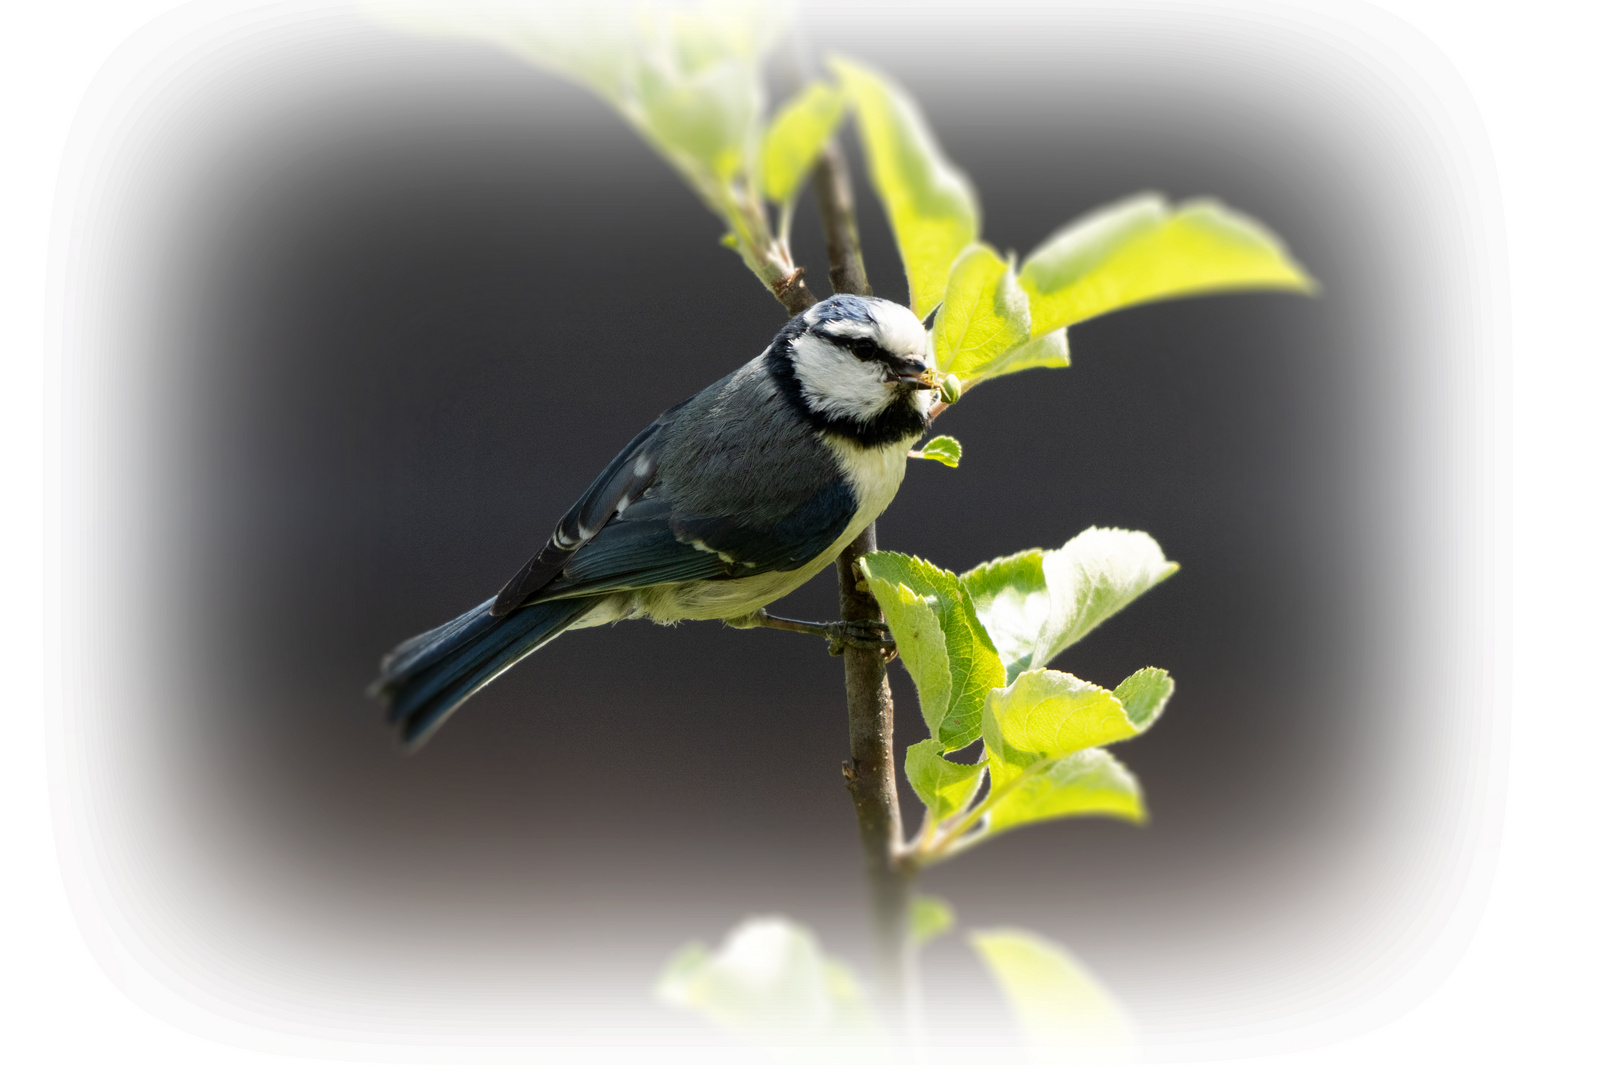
[825,618,894,656]
[729,608,894,658]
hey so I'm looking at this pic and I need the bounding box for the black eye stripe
[812,330,900,365]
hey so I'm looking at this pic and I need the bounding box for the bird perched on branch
[371,294,941,750]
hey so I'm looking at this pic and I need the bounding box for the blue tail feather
[371,595,599,750]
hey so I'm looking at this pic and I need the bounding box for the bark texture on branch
[836,525,911,1018]
[811,140,872,298]
[811,134,915,1034]
[759,88,913,1034]
[771,266,818,316]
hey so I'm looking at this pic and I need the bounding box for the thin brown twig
[811,139,871,298]
[767,35,915,1042]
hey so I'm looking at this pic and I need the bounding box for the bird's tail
[370,594,599,750]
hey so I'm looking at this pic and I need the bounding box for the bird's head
[773,294,939,446]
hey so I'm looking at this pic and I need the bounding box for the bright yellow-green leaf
[760,81,845,203]
[968,929,1136,1062]
[982,669,1135,766]
[931,244,1032,377]
[1032,527,1180,672]
[961,529,1178,678]
[861,552,1004,750]
[905,738,986,818]
[985,747,1145,835]
[1019,192,1315,339]
[912,434,962,468]
[861,576,950,726]
[831,56,978,317]
[961,549,1048,673]
[909,895,956,948]
[1114,667,1174,734]
[974,327,1071,385]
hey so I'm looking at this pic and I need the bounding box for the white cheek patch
[791,336,896,423]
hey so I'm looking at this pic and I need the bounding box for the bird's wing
[491,396,858,614]
[533,481,857,601]
[490,397,690,616]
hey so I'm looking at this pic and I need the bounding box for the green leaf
[968,929,1136,1061]
[1113,667,1174,734]
[981,669,1135,766]
[636,53,759,182]
[978,326,1071,383]
[960,549,1048,673]
[1019,192,1316,339]
[656,916,876,1044]
[760,81,845,203]
[861,553,1005,751]
[905,738,986,818]
[985,747,1145,835]
[831,57,978,317]
[912,434,962,468]
[909,895,956,948]
[1031,527,1179,672]
[860,576,950,727]
[961,529,1178,678]
[931,245,1032,377]
[370,1,785,189]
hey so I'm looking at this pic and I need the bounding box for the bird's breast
[627,434,914,625]
[818,432,912,519]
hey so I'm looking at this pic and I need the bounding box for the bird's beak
[886,357,942,392]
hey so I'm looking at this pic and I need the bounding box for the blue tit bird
[371,294,942,750]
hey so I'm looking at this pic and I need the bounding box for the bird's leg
[725,608,895,657]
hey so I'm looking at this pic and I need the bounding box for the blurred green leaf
[931,244,1031,377]
[1113,667,1174,734]
[981,669,1134,767]
[636,53,759,181]
[909,895,956,948]
[656,916,876,1045]
[1031,527,1179,673]
[905,738,986,818]
[369,0,785,194]
[1019,192,1315,339]
[960,549,1047,674]
[913,434,962,468]
[861,553,1004,751]
[968,929,1136,1062]
[760,81,845,203]
[362,0,640,99]
[985,747,1145,836]
[831,56,978,317]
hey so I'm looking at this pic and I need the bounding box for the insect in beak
[885,357,942,392]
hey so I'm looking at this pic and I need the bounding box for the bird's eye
[849,340,879,361]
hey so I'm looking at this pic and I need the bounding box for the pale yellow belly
[628,515,866,623]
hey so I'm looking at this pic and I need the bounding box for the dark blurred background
[73,2,1491,1053]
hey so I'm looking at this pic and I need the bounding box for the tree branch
[835,525,913,1024]
[811,140,871,297]
[771,266,818,316]
[766,41,914,1038]
[810,133,917,1037]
